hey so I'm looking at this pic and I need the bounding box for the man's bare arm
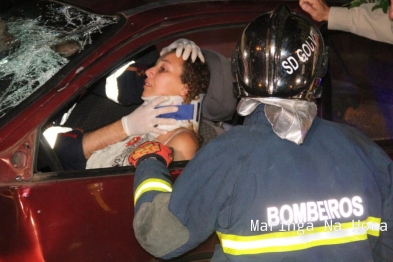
[82,120,127,159]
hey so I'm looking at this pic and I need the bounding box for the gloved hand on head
[121,96,178,136]
[160,38,205,63]
[128,141,174,167]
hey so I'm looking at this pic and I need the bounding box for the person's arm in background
[299,0,393,44]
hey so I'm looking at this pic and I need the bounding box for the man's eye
[159,66,166,72]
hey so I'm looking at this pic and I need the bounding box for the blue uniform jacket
[133,105,393,261]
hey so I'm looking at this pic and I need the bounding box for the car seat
[199,48,238,146]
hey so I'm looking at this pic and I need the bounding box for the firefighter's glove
[160,38,205,63]
[128,141,174,168]
[121,96,178,136]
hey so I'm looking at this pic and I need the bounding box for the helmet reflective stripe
[216,216,381,256]
[134,178,172,206]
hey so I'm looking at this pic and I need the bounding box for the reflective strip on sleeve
[134,178,172,206]
[105,61,135,103]
[216,216,381,256]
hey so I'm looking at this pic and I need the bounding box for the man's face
[142,52,187,99]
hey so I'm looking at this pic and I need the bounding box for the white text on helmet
[282,34,318,75]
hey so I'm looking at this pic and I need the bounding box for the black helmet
[232,5,328,101]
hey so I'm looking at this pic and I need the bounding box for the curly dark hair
[180,55,210,104]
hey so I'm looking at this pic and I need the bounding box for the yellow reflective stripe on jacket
[217,216,381,256]
[134,178,172,205]
[363,216,382,237]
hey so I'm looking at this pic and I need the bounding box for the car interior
[35,28,244,174]
[36,18,393,176]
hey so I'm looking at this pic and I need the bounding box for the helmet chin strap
[237,97,317,144]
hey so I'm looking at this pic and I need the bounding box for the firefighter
[130,5,393,261]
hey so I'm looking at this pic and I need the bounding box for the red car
[0,0,392,261]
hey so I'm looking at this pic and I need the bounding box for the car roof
[57,0,302,15]
[57,0,147,14]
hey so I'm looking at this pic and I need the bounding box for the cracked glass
[0,2,117,118]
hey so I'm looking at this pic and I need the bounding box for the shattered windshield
[0,1,117,118]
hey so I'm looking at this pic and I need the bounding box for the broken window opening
[0,2,117,118]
